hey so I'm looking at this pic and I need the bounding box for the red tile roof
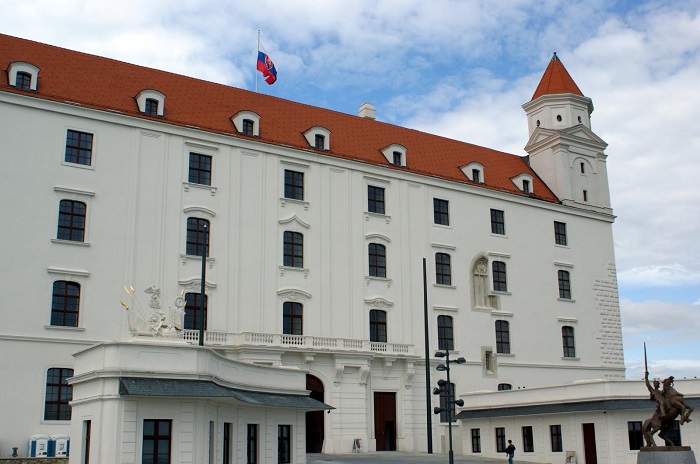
[0,34,559,203]
[531,52,583,100]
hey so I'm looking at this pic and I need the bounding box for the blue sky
[2,0,699,380]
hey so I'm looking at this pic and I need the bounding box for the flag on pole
[257,50,277,85]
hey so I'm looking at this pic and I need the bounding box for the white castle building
[2,34,695,464]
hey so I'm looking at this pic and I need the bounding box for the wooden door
[374,392,397,451]
[582,423,598,464]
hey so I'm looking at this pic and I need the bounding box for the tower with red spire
[523,53,612,214]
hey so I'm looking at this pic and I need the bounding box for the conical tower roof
[531,52,583,100]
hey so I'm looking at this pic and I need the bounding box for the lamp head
[455,357,466,364]
[434,351,446,358]
[436,364,447,371]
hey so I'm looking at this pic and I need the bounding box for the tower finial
[552,52,558,61]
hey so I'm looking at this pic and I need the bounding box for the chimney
[359,102,376,120]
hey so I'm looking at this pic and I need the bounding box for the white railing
[180,330,414,356]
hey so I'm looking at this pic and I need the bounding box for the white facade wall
[0,78,623,458]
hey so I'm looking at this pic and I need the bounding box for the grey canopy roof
[119,378,333,410]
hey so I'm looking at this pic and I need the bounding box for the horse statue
[642,372,694,447]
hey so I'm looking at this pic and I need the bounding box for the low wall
[0,459,68,464]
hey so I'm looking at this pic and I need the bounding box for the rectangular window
[188,153,212,186]
[627,421,643,450]
[439,382,456,423]
[558,270,572,299]
[184,293,207,331]
[283,302,303,335]
[283,231,304,268]
[45,368,74,420]
[554,221,567,246]
[472,169,481,183]
[433,198,449,225]
[471,428,481,453]
[492,261,507,292]
[437,315,454,351]
[562,326,576,358]
[51,281,80,327]
[522,179,530,193]
[186,218,210,257]
[368,243,387,278]
[393,151,402,166]
[247,424,258,464]
[484,350,494,373]
[242,119,254,136]
[223,422,233,464]
[142,419,171,464]
[668,420,682,446]
[278,425,292,464]
[522,426,534,452]
[550,424,563,452]
[435,253,452,286]
[16,71,32,90]
[57,200,86,242]
[495,427,506,453]
[144,98,159,116]
[65,129,93,166]
[583,189,588,201]
[83,420,92,464]
[495,320,510,354]
[367,185,385,214]
[490,209,505,235]
[284,170,304,200]
[369,309,387,343]
[314,134,325,150]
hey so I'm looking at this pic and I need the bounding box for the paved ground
[307,452,542,464]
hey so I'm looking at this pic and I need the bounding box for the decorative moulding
[277,288,312,302]
[278,214,310,229]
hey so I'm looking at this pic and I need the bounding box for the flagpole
[256,30,260,93]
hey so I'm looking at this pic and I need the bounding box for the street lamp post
[433,350,465,464]
[199,223,207,347]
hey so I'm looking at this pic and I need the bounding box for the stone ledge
[0,460,68,464]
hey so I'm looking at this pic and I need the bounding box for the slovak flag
[257,51,277,85]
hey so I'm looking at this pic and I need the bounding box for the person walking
[505,439,516,464]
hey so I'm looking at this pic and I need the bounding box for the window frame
[283,231,304,268]
[184,293,208,330]
[186,217,210,257]
[433,198,450,226]
[498,383,512,391]
[367,185,386,214]
[188,152,213,186]
[242,119,255,136]
[492,261,507,292]
[550,424,563,452]
[627,421,643,450]
[144,98,159,116]
[16,71,32,90]
[562,326,576,358]
[368,243,387,278]
[284,169,304,201]
[369,309,387,343]
[495,427,506,453]
[283,302,303,335]
[314,134,325,150]
[558,270,572,299]
[142,419,172,464]
[247,424,258,464]
[435,252,452,286]
[471,428,481,453]
[495,320,510,354]
[522,425,534,452]
[278,424,292,464]
[490,209,505,235]
[554,221,567,246]
[44,368,74,421]
[437,315,454,351]
[57,199,87,242]
[65,129,94,166]
[50,280,81,327]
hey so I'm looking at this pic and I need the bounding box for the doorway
[373,392,397,451]
[306,375,325,453]
[582,423,598,464]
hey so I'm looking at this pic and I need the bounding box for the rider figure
[645,372,666,418]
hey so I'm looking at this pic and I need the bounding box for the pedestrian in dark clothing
[505,439,516,464]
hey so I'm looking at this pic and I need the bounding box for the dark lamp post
[433,350,466,464]
[199,223,207,346]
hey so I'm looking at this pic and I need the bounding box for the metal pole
[446,350,454,464]
[199,223,207,346]
[423,258,433,453]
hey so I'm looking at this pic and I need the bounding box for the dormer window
[231,111,261,137]
[144,98,159,116]
[243,119,254,136]
[136,89,165,117]
[511,173,534,194]
[381,144,406,167]
[315,134,325,150]
[460,162,484,183]
[303,126,330,151]
[8,61,40,91]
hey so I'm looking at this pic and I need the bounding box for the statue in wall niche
[642,344,694,447]
[120,286,186,337]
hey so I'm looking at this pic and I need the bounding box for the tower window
[580,162,585,174]
[578,116,583,123]
[582,190,588,202]
[556,115,562,122]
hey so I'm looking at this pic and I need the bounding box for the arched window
[495,320,510,354]
[186,218,210,256]
[283,302,303,335]
[51,281,80,327]
[57,200,87,242]
[498,383,512,391]
[368,243,386,277]
[369,310,387,343]
[435,253,451,285]
[283,231,303,267]
[184,293,207,330]
[437,315,454,351]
